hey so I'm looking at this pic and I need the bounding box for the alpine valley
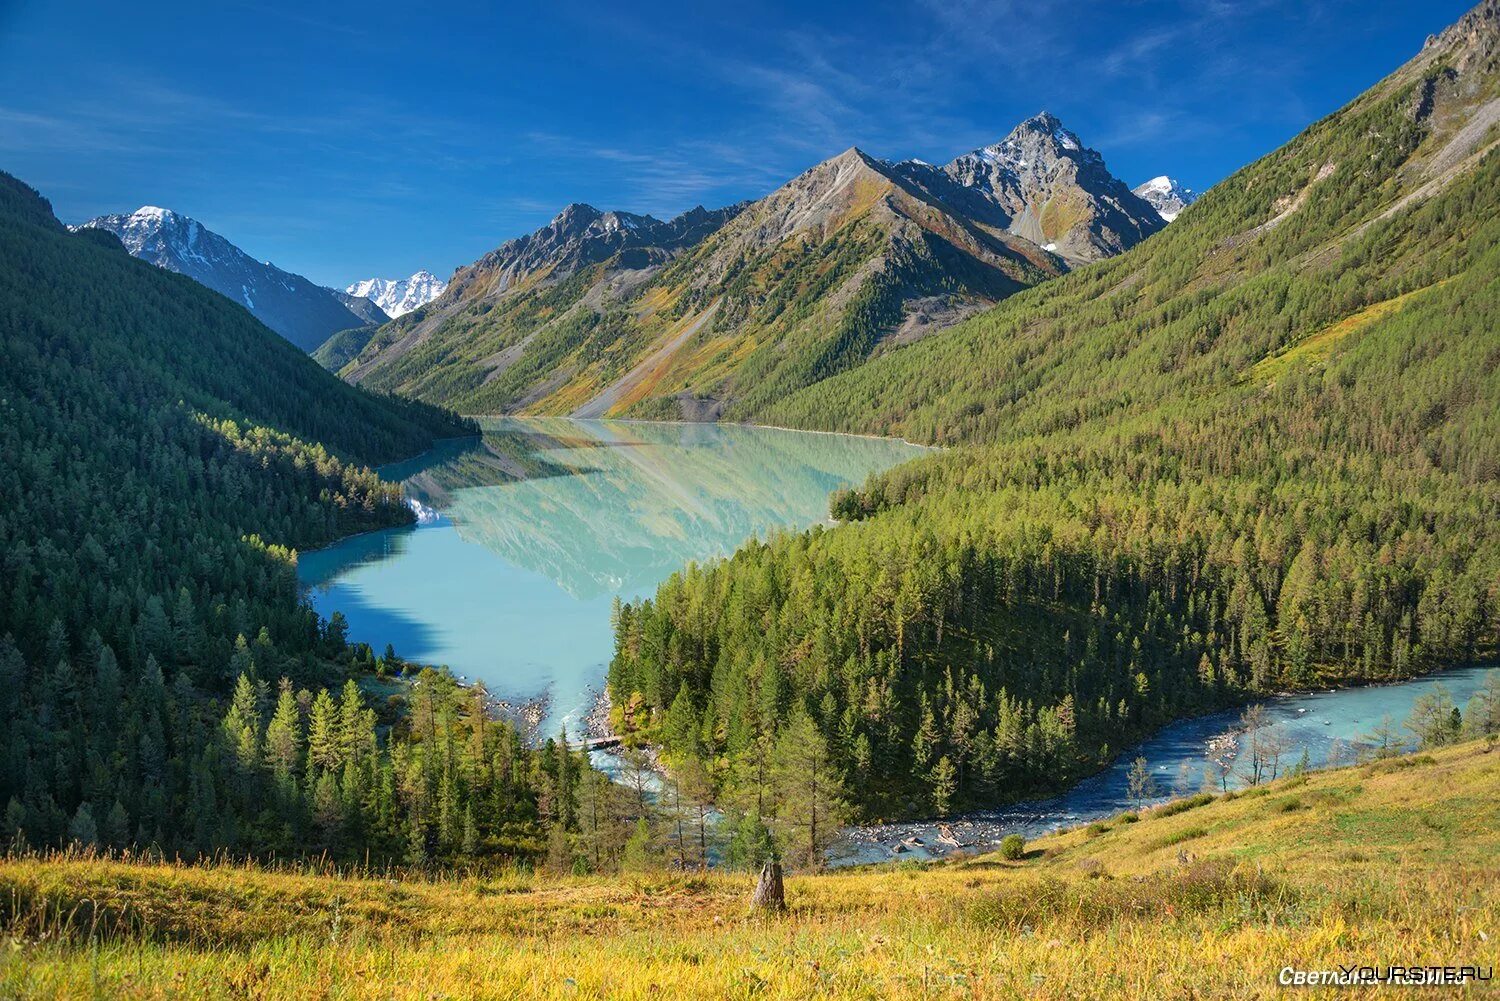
[3,2,1500,998]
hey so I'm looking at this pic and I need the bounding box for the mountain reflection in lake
[298,418,925,734]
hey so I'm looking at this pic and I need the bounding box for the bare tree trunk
[697,806,708,872]
[749,861,786,913]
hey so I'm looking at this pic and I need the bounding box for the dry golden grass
[3,741,1497,999]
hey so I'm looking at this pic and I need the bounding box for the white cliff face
[1132,176,1199,222]
[346,270,448,317]
[76,207,377,350]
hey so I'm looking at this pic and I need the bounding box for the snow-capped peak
[1131,176,1198,222]
[345,270,447,318]
[76,205,386,351]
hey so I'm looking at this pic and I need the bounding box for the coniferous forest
[0,173,593,865]
[606,44,1500,831]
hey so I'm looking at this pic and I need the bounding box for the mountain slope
[338,116,1155,419]
[330,289,391,325]
[346,270,447,317]
[311,322,381,371]
[607,1,1500,819]
[336,202,746,410]
[77,207,379,350]
[0,169,475,853]
[766,0,1500,443]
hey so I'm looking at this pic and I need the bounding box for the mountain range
[346,270,447,318]
[336,113,1165,420]
[76,207,387,351]
[610,0,1500,819]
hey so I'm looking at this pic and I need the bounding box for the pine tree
[769,707,847,869]
[1405,685,1461,749]
[912,693,939,772]
[265,679,302,785]
[67,803,98,848]
[1464,672,1500,737]
[462,803,479,861]
[621,817,655,872]
[930,755,957,817]
[338,679,367,764]
[223,673,261,769]
[307,689,339,776]
[1126,756,1157,805]
[312,771,342,842]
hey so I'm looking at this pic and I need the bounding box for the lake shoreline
[463,412,939,453]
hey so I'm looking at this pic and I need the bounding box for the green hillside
[606,6,1500,821]
[311,323,378,372]
[0,172,580,864]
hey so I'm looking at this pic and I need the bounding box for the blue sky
[0,0,1475,287]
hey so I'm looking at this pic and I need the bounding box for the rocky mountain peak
[1132,176,1199,222]
[452,201,743,302]
[889,113,1164,264]
[951,113,1104,184]
[1007,112,1090,153]
[1423,0,1499,68]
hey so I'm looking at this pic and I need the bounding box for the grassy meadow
[2,740,1496,999]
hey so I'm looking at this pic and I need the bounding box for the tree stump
[749,861,786,913]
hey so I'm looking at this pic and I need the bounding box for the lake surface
[298,418,925,735]
[836,663,1498,865]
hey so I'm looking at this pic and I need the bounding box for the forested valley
[607,24,1500,840]
[0,172,601,866]
[5,3,1500,878]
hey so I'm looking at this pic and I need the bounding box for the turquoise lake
[297,418,926,735]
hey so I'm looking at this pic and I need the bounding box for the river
[834,663,1497,865]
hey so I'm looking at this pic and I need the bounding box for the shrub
[1000,834,1026,860]
[1152,826,1209,850]
[1154,793,1215,818]
[1076,858,1107,879]
[966,860,1296,931]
